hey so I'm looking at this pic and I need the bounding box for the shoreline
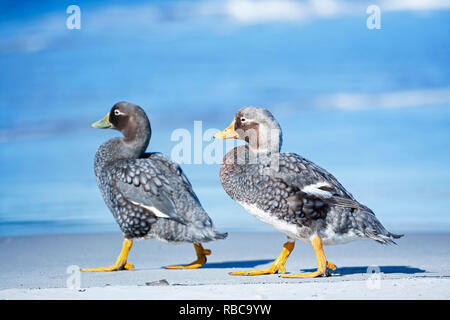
[0,231,449,299]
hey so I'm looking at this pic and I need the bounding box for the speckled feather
[220,145,401,245]
[97,148,226,242]
[218,106,402,245]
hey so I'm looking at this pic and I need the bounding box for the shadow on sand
[202,259,274,269]
[203,261,427,274]
[297,265,427,275]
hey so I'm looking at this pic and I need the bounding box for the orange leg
[281,236,336,278]
[81,239,134,272]
[165,243,211,269]
[230,241,295,276]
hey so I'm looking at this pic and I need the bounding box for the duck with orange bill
[214,106,402,278]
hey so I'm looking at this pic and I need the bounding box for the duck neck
[247,125,282,156]
[121,127,150,159]
[95,128,150,175]
[121,115,151,155]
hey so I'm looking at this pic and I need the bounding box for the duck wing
[270,153,369,216]
[112,153,196,225]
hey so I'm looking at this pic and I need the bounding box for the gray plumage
[94,102,227,242]
[219,106,402,245]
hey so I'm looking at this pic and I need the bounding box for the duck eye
[241,118,246,122]
[114,109,121,116]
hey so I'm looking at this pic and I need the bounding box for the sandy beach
[0,231,449,299]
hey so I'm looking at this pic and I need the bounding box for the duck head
[214,106,282,154]
[92,101,151,155]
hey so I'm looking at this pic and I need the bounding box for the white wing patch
[128,200,171,218]
[301,182,333,198]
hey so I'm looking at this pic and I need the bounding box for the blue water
[1,1,449,236]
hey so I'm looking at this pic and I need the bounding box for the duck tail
[212,230,228,240]
[364,228,404,245]
[192,226,228,243]
[148,219,227,243]
[357,209,404,245]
